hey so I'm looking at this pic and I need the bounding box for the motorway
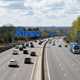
[0,41,43,80]
[45,38,80,80]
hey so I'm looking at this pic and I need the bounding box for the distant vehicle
[39,41,43,45]
[70,44,80,54]
[30,51,36,56]
[69,42,78,48]
[15,45,19,49]
[12,49,19,55]
[19,45,23,51]
[22,43,26,49]
[26,43,29,47]
[30,42,34,48]
[24,58,32,64]
[53,41,55,46]
[58,45,62,47]
[64,44,68,47]
[23,49,29,54]
[8,59,19,67]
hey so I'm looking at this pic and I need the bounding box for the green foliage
[0,25,16,43]
[68,16,80,42]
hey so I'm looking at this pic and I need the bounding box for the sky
[0,0,80,27]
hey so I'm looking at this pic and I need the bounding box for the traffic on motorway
[0,39,46,80]
[0,37,80,80]
[44,38,80,80]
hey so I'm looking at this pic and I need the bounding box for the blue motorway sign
[15,28,41,38]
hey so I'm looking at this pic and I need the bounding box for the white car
[12,49,19,55]
[8,59,19,67]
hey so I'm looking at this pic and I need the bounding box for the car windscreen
[74,46,79,50]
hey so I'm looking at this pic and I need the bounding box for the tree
[68,16,80,42]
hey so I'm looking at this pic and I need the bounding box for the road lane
[45,40,80,80]
[0,41,44,80]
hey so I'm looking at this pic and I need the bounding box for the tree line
[66,16,80,43]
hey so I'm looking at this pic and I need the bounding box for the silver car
[8,59,19,67]
[12,49,19,55]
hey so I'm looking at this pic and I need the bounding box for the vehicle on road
[30,51,36,56]
[15,45,19,49]
[22,43,26,49]
[30,42,34,48]
[69,42,78,48]
[64,44,68,47]
[12,49,19,55]
[24,57,32,64]
[23,49,29,54]
[53,41,55,46]
[8,59,19,67]
[19,45,23,51]
[58,45,62,47]
[70,44,80,54]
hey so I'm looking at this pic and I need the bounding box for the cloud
[0,0,80,26]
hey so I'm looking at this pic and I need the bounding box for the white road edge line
[30,55,38,80]
[46,47,51,80]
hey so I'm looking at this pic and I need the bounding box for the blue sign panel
[15,28,41,38]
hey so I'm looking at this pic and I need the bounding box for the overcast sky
[0,0,80,26]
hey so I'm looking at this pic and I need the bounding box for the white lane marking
[46,49,51,80]
[30,51,39,80]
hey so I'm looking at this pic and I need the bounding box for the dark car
[24,58,32,64]
[19,47,23,51]
[23,49,29,54]
[58,45,62,47]
[39,41,43,45]
[30,42,34,48]
[30,51,36,56]
[65,44,68,47]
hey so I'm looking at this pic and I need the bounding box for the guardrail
[31,41,48,80]
[41,41,48,80]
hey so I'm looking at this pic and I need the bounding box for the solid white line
[46,47,51,80]
[30,48,39,80]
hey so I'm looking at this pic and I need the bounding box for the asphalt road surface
[0,41,42,80]
[45,38,80,80]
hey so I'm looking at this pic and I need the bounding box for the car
[69,42,78,48]
[53,41,55,46]
[24,58,32,64]
[64,44,68,47]
[8,59,19,67]
[69,42,78,50]
[15,45,19,49]
[19,47,23,51]
[70,45,80,54]
[30,42,34,48]
[12,49,19,55]
[58,45,62,47]
[23,49,29,54]
[38,41,43,45]
[26,43,29,47]
[30,51,36,56]
[19,45,23,51]
[22,44,26,49]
